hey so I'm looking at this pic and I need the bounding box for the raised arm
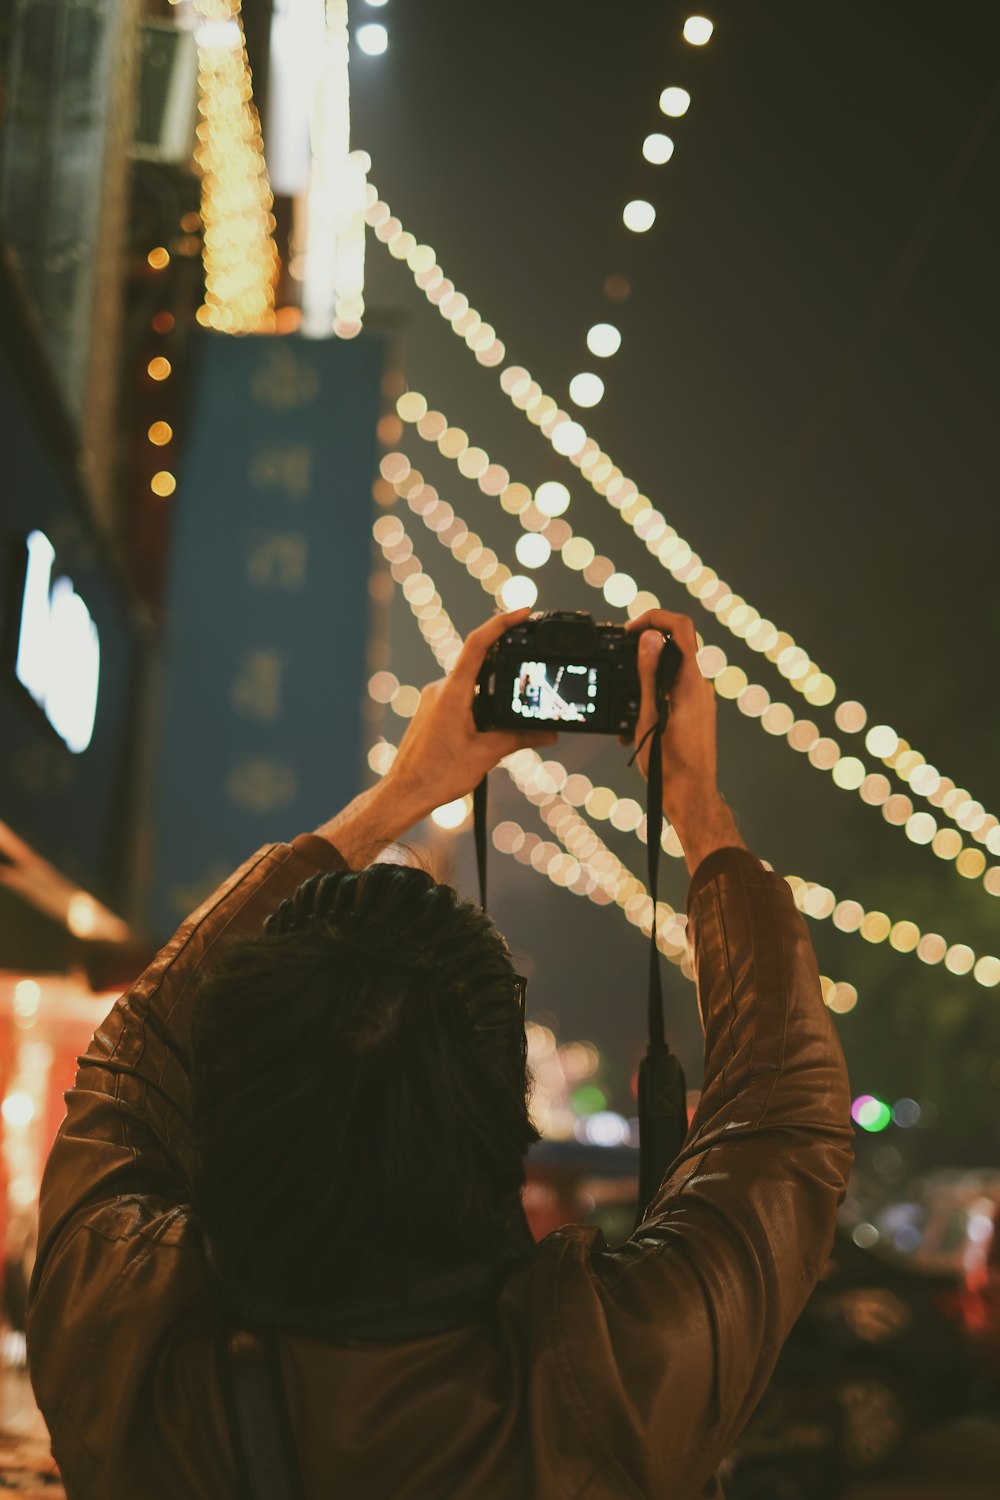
[526,610,853,1497]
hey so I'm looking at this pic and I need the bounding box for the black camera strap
[633,716,689,1228]
[472,711,688,1229]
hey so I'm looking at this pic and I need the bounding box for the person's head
[190,863,538,1318]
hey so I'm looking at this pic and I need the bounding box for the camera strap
[633,717,689,1228]
[472,714,688,1229]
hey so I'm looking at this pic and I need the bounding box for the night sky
[347,1,1000,1149]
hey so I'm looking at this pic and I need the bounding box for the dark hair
[190,863,539,1318]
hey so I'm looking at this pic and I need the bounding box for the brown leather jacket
[27,838,852,1499]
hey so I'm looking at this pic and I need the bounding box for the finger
[449,607,532,689]
[624,608,698,656]
[484,729,558,762]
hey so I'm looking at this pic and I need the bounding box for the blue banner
[151,330,384,940]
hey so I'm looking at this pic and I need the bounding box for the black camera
[474,611,682,737]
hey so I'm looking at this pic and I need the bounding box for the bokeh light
[551,419,587,455]
[535,481,570,516]
[515,533,552,569]
[150,471,177,497]
[892,1098,921,1128]
[431,796,472,831]
[502,575,539,610]
[659,86,692,117]
[586,322,622,357]
[569,372,605,408]
[603,573,638,608]
[356,23,388,54]
[642,133,675,165]
[623,200,656,233]
[682,16,714,45]
[852,1095,892,1132]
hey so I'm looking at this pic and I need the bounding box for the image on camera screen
[511,660,599,722]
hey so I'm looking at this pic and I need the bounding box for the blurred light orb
[1,1093,34,1128]
[892,1098,921,1128]
[682,16,714,46]
[535,480,570,516]
[866,724,899,758]
[431,796,472,831]
[603,572,638,608]
[356,23,388,54]
[551,420,587,456]
[853,1096,892,1132]
[623,199,656,233]
[974,955,1000,987]
[834,699,868,734]
[642,132,675,165]
[583,1112,630,1147]
[586,323,622,358]
[502,575,539,610]
[515,533,552,569]
[659,86,691,117]
[150,471,176,497]
[569,372,605,408]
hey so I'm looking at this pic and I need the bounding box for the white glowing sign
[14,530,101,754]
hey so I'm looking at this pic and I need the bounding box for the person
[26,606,852,1499]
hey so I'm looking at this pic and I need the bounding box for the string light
[623,200,656,233]
[371,514,997,997]
[659,86,692,117]
[356,22,388,55]
[586,324,622,358]
[193,0,278,333]
[642,134,674,165]
[363,191,998,888]
[302,2,369,338]
[568,372,605,408]
[682,17,714,46]
[385,382,999,898]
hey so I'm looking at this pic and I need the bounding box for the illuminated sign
[14,530,100,754]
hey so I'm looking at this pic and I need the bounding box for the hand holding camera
[625,608,744,874]
[473,607,744,874]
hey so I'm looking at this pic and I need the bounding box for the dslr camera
[474,610,681,737]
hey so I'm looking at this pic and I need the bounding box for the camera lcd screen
[510,660,600,723]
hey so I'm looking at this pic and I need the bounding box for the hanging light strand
[378,438,1000,901]
[193,0,278,333]
[370,514,1000,996]
[362,180,998,865]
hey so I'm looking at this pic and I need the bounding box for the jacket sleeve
[25,832,347,1495]
[527,847,853,1499]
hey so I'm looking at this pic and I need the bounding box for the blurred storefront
[0,246,146,1341]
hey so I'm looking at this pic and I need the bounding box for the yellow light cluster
[301,2,369,338]
[377,452,514,603]
[364,187,506,368]
[385,394,999,901]
[370,512,463,675]
[366,187,998,884]
[366,527,874,1006]
[193,0,278,333]
[784,875,1000,989]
